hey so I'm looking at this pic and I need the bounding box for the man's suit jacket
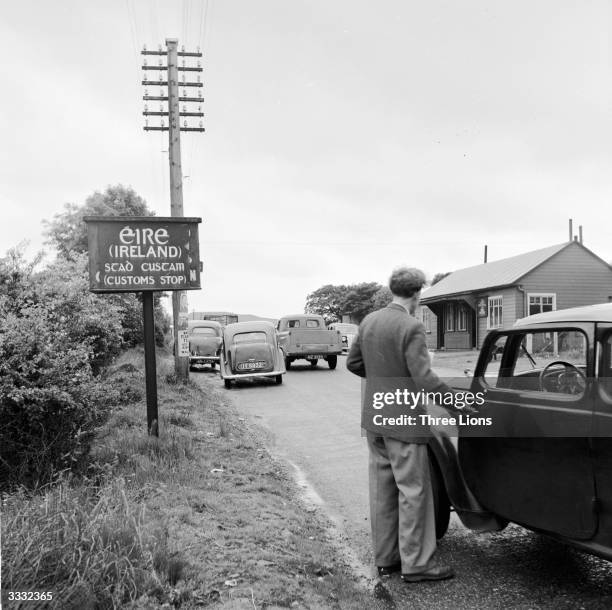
[346,303,452,443]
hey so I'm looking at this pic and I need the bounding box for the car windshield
[192,327,218,336]
[233,331,267,344]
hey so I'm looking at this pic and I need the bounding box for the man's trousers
[367,432,437,574]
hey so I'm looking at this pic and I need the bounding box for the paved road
[194,360,612,609]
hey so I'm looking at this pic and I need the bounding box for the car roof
[224,320,275,335]
[513,302,612,327]
[279,314,324,320]
[187,320,222,329]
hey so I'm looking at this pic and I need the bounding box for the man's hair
[389,267,427,298]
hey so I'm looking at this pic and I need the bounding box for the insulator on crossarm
[159,73,163,81]
[182,58,186,67]
[184,120,187,128]
[159,104,163,112]
[198,105,202,112]
[197,60,201,68]
[144,72,148,80]
[145,118,149,127]
[181,45,185,52]
[182,105,187,113]
[158,44,162,52]
[198,90,202,98]
[144,89,149,96]
[199,120,203,128]
[161,118,165,127]
[197,74,201,83]
[144,58,148,66]
[144,103,148,112]
[183,89,187,97]
[158,58,162,66]
[197,46,200,53]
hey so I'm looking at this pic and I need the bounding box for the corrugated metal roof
[421,242,570,302]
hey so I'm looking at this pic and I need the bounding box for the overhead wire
[125,0,164,210]
[183,0,210,199]
[182,0,208,201]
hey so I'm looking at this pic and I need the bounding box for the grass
[1,349,387,609]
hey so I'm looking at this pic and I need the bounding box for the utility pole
[141,40,204,380]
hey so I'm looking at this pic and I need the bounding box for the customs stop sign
[84,216,201,293]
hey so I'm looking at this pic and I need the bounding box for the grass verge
[1,349,388,609]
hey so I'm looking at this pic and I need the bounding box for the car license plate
[307,355,325,360]
[237,361,266,370]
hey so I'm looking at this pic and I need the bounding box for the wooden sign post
[85,216,202,436]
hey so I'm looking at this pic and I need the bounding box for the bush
[0,251,124,489]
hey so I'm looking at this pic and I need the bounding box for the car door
[591,324,612,543]
[459,324,597,540]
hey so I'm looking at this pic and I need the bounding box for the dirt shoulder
[2,351,389,609]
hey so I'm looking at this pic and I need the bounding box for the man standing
[346,267,455,582]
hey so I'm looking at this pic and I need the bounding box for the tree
[43,185,152,259]
[372,286,393,310]
[431,272,451,286]
[43,185,170,347]
[305,284,348,324]
[343,282,383,323]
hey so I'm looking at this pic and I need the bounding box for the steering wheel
[539,361,586,394]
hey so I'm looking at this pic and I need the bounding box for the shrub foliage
[0,248,123,488]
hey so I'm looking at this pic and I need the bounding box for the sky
[1,0,611,319]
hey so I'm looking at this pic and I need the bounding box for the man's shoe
[377,563,401,577]
[401,564,455,583]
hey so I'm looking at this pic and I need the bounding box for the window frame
[445,303,455,332]
[456,306,468,332]
[487,295,503,330]
[527,293,557,317]
[480,327,590,403]
[421,307,432,333]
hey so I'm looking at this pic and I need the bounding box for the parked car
[220,321,285,389]
[328,322,359,353]
[277,314,343,369]
[428,302,612,561]
[188,320,222,371]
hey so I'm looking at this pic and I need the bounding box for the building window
[456,306,468,331]
[488,296,503,329]
[445,303,455,331]
[421,307,432,333]
[528,293,556,316]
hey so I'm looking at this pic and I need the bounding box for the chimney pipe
[484,245,488,263]
[579,225,583,244]
[569,218,573,242]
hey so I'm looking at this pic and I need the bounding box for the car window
[288,320,300,328]
[306,319,320,328]
[480,335,506,386]
[233,331,267,344]
[192,327,218,336]
[483,329,587,397]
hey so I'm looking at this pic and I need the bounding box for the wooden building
[419,241,612,350]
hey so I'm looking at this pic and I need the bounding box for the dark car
[429,303,612,561]
[188,320,222,371]
[220,321,286,389]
